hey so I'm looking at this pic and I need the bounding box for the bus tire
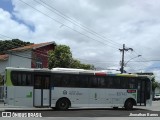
[124,100,133,110]
[51,107,56,110]
[56,98,70,110]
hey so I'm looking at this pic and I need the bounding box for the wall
[9,50,32,68]
[31,44,55,68]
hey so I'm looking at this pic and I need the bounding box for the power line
[18,0,120,49]
[0,34,13,39]
[1,33,158,74]
[0,33,102,63]
[2,33,160,63]
[132,50,148,62]
[3,32,160,74]
[126,51,147,69]
[0,34,108,64]
[33,0,122,48]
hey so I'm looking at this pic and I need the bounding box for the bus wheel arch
[124,98,136,110]
[56,97,71,110]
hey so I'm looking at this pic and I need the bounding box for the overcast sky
[0,0,160,81]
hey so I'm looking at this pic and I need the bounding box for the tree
[151,77,159,91]
[0,74,3,86]
[48,45,94,70]
[0,39,32,54]
[70,59,94,70]
[48,45,72,69]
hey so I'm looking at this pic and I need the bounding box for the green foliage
[0,74,3,86]
[48,45,94,70]
[0,39,32,54]
[70,59,94,70]
[151,77,159,91]
[48,45,72,68]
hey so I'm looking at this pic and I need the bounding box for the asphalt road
[2,108,159,117]
[0,101,160,118]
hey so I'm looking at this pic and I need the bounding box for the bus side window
[69,75,79,87]
[128,78,136,89]
[17,74,22,86]
[34,76,42,89]
[43,77,50,89]
[75,76,80,87]
[26,74,32,86]
[62,75,69,87]
[53,74,62,87]
[67,75,75,87]
[79,75,88,88]
[107,77,113,88]
[11,72,18,85]
[120,78,128,89]
[98,77,106,88]
[113,77,121,89]
[90,76,98,88]
[146,79,151,99]
[22,74,27,86]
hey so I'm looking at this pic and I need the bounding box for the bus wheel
[124,100,133,110]
[56,98,70,110]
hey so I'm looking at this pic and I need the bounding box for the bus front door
[34,75,51,107]
[137,79,146,106]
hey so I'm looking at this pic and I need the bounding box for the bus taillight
[95,72,106,76]
[127,90,136,93]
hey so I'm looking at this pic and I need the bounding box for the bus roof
[5,67,151,78]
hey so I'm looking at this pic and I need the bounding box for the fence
[0,86,4,102]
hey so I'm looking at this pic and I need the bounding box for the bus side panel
[6,86,15,105]
[106,89,124,107]
[106,89,137,107]
[69,88,89,107]
[89,88,106,107]
[14,86,33,107]
[51,88,137,108]
[51,87,89,108]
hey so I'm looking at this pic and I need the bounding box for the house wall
[31,44,55,68]
[9,50,32,68]
[0,44,55,73]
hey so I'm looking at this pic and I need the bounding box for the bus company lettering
[117,92,127,96]
[69,91,82,95]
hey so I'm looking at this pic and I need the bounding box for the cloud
[0,8,32,39]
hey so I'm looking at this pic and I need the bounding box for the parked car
[154,94,160,101]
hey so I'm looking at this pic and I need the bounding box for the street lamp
[124,55,142,67]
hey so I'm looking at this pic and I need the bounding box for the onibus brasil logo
[2,112,42,117]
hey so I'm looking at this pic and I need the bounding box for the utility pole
[119,44,133,73]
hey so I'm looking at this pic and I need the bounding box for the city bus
[4,67,153,110]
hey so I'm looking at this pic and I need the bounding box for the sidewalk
[0,102,27,111]
[134,101,160,111]
[0,102,52,111]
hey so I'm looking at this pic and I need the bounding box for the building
[0,41,56,75]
